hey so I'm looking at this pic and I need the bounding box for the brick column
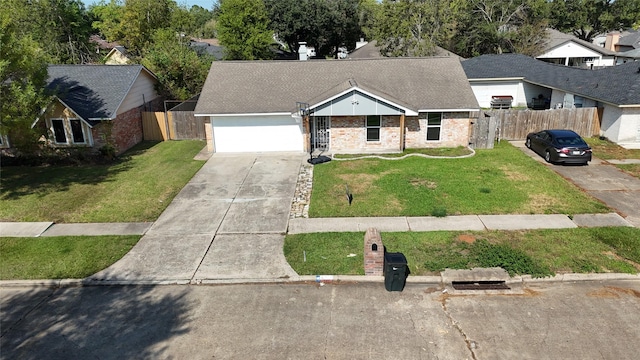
[364,228,384,276]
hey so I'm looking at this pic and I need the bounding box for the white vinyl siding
[117,70,158,115]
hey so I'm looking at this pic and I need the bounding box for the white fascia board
[418,109,480,113]
[309,86,418,116]
[468,77,525,82]
[200,112,293,117]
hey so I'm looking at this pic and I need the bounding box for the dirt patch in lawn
[337,173,379,194]
[500,166,529,181]
[409,178,438,189]
[524,193,560,213]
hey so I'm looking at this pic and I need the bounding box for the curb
[2,273,638,288]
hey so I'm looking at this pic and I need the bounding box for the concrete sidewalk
[1,212,632,238]
[288,212,633,234]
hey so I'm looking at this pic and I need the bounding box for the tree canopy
[549,0,640,41]
[217,0,274,60]
[0,11,50,152]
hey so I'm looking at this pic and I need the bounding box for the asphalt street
[2,280,639,359]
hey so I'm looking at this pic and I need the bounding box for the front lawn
[284,227,640,277]
[309,141,608,217]
[0,236,139,280]
[0,140,206,223]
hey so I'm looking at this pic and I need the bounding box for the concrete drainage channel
[442,267,523,295]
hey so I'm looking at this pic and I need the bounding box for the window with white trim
[366,115,380,142]
[426,113,442,141]
[50,118,86,145]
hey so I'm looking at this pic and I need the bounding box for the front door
[311,116,330,152]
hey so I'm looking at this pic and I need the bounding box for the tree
[451,0,549,57]
[0,13,50,153]
[374,0,455,57]
[216,0,273,60]
[265,0,362,57]
[548,0,640,41]
[141,29,214,100]
[89,0,124,43]
[4,0,95,64]
[120,0,173,56]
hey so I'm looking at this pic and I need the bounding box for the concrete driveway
[513,141,640,227]
[90,153,304,283]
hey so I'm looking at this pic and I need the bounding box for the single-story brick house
[194,57,479,153]
[33,65,161,154]
[461,54,640,148]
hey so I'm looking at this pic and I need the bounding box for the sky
[82,0,217,10]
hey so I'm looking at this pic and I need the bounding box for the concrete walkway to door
[89,153,305,284]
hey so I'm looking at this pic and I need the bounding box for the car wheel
[544,150,552,163]
[525,138,531,148]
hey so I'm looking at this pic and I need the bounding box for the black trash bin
[384,252,408,292]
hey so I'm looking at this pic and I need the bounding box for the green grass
[585,137,640,160]
[310,141,608,217]
[0,140,206,223]
[0,236,140,279]
[284,227,640,277]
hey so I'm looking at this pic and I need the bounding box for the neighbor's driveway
[513,141,640,227]
[90,153,304,283]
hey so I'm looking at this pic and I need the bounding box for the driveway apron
[514,141,640,227]
[90,153,302,283]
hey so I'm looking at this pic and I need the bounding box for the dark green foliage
[217,0,274,60]
[472,240,553,277]
[265,0,362,57]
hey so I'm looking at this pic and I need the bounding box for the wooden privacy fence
[492,107,600,140]
[470,107,601,149]
[142,111,207,141]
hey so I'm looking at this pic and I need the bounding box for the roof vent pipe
[298,42,308,61]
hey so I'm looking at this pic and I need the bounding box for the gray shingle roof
[618,30,640,49]
[195,57,479,115]
[462,54,640,106]
[543,28,617,56]
[46,65,149,124]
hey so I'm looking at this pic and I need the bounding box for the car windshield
[556,136,587,146]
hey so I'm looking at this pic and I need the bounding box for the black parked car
[525,129,592,165]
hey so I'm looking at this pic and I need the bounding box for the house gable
[312,88,409,116]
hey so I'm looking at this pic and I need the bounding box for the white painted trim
[202,112,293,117]
[418,109,479,112]
[31,97,95,129]
[468,77,524,82]
[309,86,419,116]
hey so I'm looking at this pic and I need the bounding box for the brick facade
[329,115,402,152]
[403,112,472,149]
[321,112,472,152]
[92,98,163,155]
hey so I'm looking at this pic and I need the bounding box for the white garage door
[212,115,304,153]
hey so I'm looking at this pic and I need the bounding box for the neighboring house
[537,28,618,68]
[617,48,640,64]
[104,46,131,65]
[347,40,463,60]
[33,65,161,154]
[615,30,640,53]
[462,54,640,147]
[194,57,479,153]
